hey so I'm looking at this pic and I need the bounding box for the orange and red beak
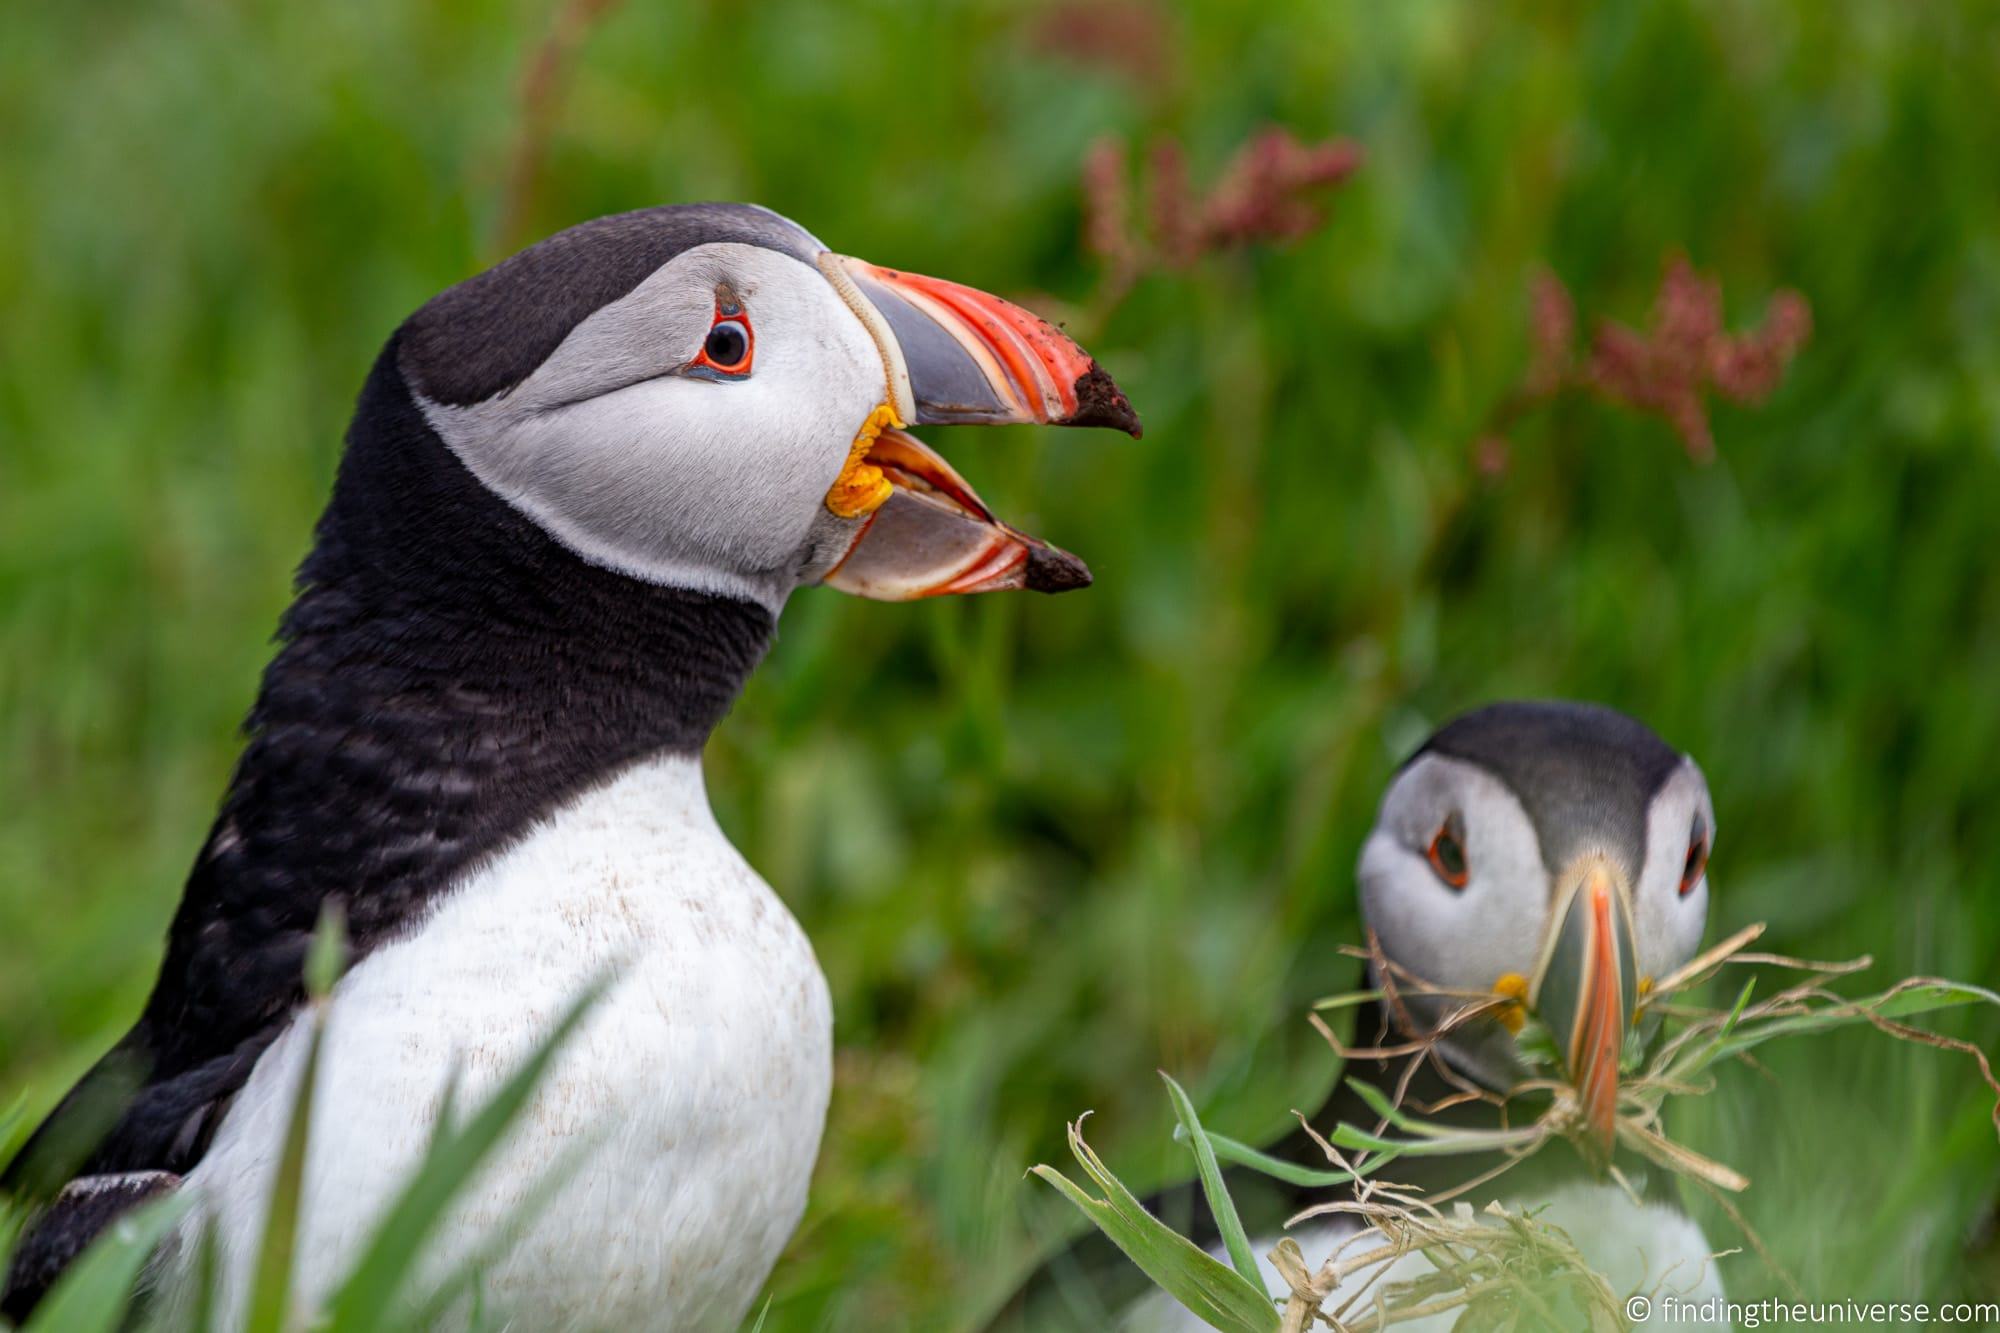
[815,253,1138,601]
[826,256,1141,435]
[1529,855,1639,1168]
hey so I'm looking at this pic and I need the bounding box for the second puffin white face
[415,242,886,608]
[1356,733,1715,1086]
[1358,755,1551,1001]
[1634,760,1714,984]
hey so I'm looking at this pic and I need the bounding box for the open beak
[815,253,1140,601]
[820,427,1091,598]
[1529,854,1640,1169]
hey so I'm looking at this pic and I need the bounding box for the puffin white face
[418,244,885,601]
[1359,755,1552,1006]
[1355,702,1714,1158]
[401,203,1140,611]
[1634,760,1714,982]
[1360,754,1712,1003]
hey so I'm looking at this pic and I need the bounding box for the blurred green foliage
[3,0,1997,1327]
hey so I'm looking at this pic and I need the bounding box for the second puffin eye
[1426,815,1470,890]
[702,320,751,371]
[1680,823,1710,897]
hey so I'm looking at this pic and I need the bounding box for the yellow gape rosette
[825,402,900,518]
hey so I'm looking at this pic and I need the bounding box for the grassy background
[4,0,1998,1326]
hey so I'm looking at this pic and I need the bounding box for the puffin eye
[1679,826,1709,897]
[699,319,752,374]
[689,296,754,378]
[1426,815,1470,890]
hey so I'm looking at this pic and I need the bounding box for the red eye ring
[691,301,754,375]
[1426,820,1469,890]
[1679,835,1709,897]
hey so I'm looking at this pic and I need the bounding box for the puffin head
[1356,701,1714,1164]
[396,202,1139,611]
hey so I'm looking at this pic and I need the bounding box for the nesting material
[1036,924,1998,1331]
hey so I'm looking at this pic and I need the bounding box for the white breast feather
[164,755,833,1332]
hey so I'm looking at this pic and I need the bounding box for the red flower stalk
[1199,129,1364,250]
[1078,126,1364,306]
[1525,268,1576,398]
[1513,254,1812,463]
[1081,135,1138,273]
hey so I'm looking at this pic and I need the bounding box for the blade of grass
[1616,1119,1749,1192]
[1032,1117,1279,1333]
[397,1132,600,1331]
[1703,980,2000,1067]
[184,1214,222,1333]
[241,1011,326,1333]
[1310,989,1383,1013]
[1336,1081,1545,1154]
[427,1063,464,1157]
[0,1098,23,1281]
[1159,1073,1261,1291]
[244,903,346,1333]
[1660,977,1757,1082]
[0,1098,25,1171]
[1326,1121,1539,1158]
[1173,1126,1387,1188]
[0,1200,23,1290]
[4,1056,148,1204]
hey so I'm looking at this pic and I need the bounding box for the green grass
[3,0,1998,1327]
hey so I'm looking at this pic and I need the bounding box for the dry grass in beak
[1268,1190,1634,1333]
[1292,927,2000,1296]
[1036,926,2000,1330]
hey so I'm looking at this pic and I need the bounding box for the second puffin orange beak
[1530,855,1639,1169]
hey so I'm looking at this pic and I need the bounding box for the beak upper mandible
[1530,854,1640,1168]
[819,254,1141,436]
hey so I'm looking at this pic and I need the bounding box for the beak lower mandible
[819,254,1141,436]
[1529,853,1640,1169]
[819,427,1091,600]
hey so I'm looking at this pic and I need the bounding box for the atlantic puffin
[1,202,1139,1329]
[997,701,1729,1331]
